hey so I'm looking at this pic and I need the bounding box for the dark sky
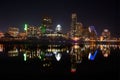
[0,0,119,37]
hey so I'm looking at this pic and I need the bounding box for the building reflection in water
[0,44,3,52]
[0,43,119,72]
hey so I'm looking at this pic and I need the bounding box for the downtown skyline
[0,0,119,37]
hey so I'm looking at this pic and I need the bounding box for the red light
[71,68,76,73]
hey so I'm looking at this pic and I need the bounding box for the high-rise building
[76,22,83,37]
[101,29,111,40]
[41,16,53,34]
[27,26,42,37]
[70,13,84,38]
[88,26,97,39]
[55,24,62,33]
[71,13,77,37]
[82,27,90,39]
[8,27,19,37]
[27,26,36,37]
[42,16,52,28]
[24,24,42,37]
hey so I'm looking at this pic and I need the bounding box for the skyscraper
[70,13,77,37]
[42,16,52,29]
[41,16,53,34]
[101,29,111,40]
[70,13,84,38]
[8,27,19,37]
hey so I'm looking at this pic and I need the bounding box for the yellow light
[100,45,104,50]
[73,45,79,49]
[100,36,103,41]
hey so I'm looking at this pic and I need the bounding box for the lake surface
[0,43,119,79]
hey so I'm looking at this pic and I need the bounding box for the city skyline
[0,0,119,37]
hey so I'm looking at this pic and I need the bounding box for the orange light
[72,37,79,41]
[100,36,103,41]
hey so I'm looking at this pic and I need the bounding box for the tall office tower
[27,26,36,37]
[71,13,77,37]
[55,24,62,33]
[41,16,53,34]
[42,16,52,28]
[88,26,97,39]
[8,27,19,37]
[101,29,111,40]
[24,24,41,37]
[76,22,83,37]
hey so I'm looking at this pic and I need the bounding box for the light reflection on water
[0,44,119,60]
[0,43,119,73]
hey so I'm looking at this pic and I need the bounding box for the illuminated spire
[24,24,28,31]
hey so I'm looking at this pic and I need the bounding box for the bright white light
[55,53,62,61]
[104,29,108,32]
[103,53,109,57]
[56,24,62,31]
[88,53,91,60]
[53,50,57,54]
[81,48,85,51]
[66,50,69,53]
[88,27,91,32]
[88,50,98,60]
[15,49,18,53]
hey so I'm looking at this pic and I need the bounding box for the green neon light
[40,51,45,60]
[24,24,28,31]
[41,25,46,33]
[23,53,27,61]
[38,55,41,59]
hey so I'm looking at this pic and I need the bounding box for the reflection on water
[0,43,119,73]
[0,43,119,59]
[0,43,119,58]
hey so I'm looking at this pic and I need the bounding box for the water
[0,43,119,79]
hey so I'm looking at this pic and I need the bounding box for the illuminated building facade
[24,24,42,37]
[70,13,77,37]
[101,29,111,40]
[27,26,37,37]
[88,26,97,39]
[55,24,62,33]
[70,13,84,39]
[76,22,83,37]
[42,16,52,28]
[42,16,53,34]
[82,27,90,39]
[0,32,4,38]
[8,27,19,37]
[19,32,27,38]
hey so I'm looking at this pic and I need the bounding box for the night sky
[0,0,119,37]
